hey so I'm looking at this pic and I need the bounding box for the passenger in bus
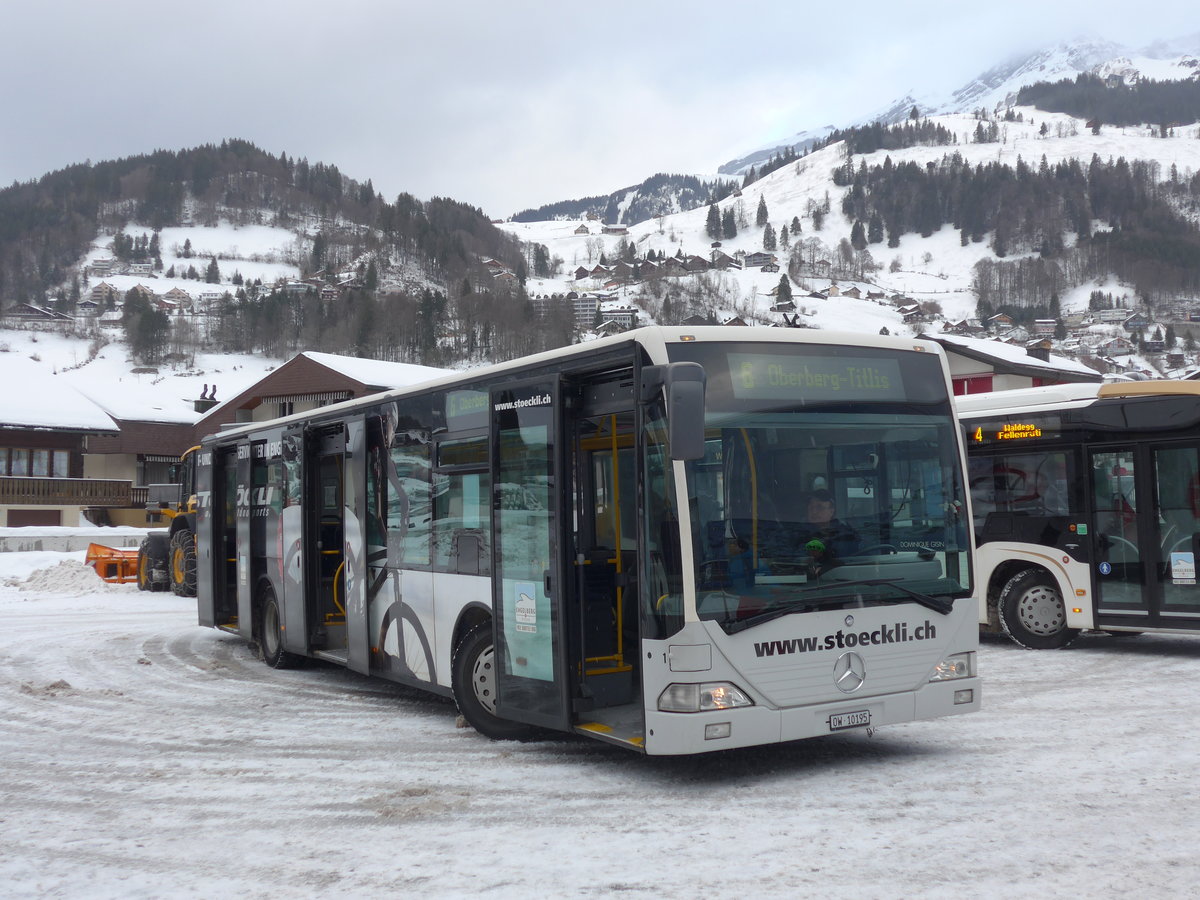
[798,489,860,571]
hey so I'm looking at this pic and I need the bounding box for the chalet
[601,224,629,236]
[1032,319,1058,337]
[89,258,114,275]
[0,303,72,322]
[610,261,636,282]
[1143,328,1167,353]
[742,252,777,269]
[638,260,660,279]
[574,224,590,235]
[866,291,886,301]
[770,299,797,313]
[812,259,831,275]
[986,312,1014,329]
[1099,308,1128,323]
[681,314,710,327]
[163,287,192,308]
[89,282,122,306]
[710,250,738,269]
[573,266,591,281]
[808,291,828,300]
[129,262,153,276]
[841,286,862,299]
[898,304,923,322]
[662,257,687,276]
[721,316,748,327]
[761,262,780,273]
[683,256,709,273]
[320,285,342,302]
[593,319,624,337]
[1,376,122,526]
[1123,312,1151,331]
[826,283,841,297]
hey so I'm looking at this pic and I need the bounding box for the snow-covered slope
[722,34,1200,176]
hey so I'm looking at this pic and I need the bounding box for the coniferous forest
[0,140,574,366]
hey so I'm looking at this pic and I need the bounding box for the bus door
[203,446,240,630]
[571,401,641,741]
[1150,444,1200,624]
[308,428,349,662]
[489,377,571,731]
[1090,447,1148,622]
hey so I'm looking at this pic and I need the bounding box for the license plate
[829,710,870,731]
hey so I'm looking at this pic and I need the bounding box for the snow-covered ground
[3,545,1199,897]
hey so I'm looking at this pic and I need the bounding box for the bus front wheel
[998,568,1079,650]
[451,623,535,741]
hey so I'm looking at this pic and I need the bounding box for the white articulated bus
[195,326,979,755]
[959,380,1200,649]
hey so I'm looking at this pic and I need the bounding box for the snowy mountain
[719,34,1200,177]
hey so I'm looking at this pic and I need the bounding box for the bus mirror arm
[641,363,706,461]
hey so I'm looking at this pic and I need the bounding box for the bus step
[312,649,349,665]
[575,703,645,751]
[216,623,239,635]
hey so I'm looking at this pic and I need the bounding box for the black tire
[169,529,197,597]
[260,588,302,669]
[998,568,1079,650]
[451,623,536,741]
[137,535,169,592]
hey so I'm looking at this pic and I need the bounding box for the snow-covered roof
[929,333,1100,378]
[0,356,118,433]
[300,351,447,388]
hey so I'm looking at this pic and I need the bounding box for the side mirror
[642,363,706,461]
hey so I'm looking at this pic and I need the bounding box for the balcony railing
[0,476,132,508]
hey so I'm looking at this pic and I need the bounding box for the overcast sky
[1,2,1195,218]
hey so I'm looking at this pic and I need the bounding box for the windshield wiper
[722,578,954,634]
[723,594,851,634]
[820,577,955,615]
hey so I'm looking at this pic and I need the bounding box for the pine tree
[763,223,776,251]
[205,257,221,284]
[756,195,769,228]
[850,220,867,251]
[705,203,721,241]
[776,275,792,304]
[722,208,737,240]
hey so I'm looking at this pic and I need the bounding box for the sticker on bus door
[1171,552,1196,585]
[515,585,537,633]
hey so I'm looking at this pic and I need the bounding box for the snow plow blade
[85,543,140,584]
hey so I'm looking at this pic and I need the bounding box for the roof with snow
[924,333,1102,382]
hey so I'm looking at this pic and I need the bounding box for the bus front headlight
[929,652,976,682]
[658,682,754,713]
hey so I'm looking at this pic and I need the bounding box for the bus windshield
[669,341,971,632]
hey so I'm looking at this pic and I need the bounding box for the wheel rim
[471,644,497,714]
[172,546,185,582]
[1015,583,1066,636]
[139,554,150,587]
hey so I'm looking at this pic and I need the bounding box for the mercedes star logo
[833,651,866,693]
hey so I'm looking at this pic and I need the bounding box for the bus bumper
[642,676,981,756]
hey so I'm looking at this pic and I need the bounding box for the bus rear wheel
[261,589,302,669]
[451,623,535,741]
[998,568,1079,650]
